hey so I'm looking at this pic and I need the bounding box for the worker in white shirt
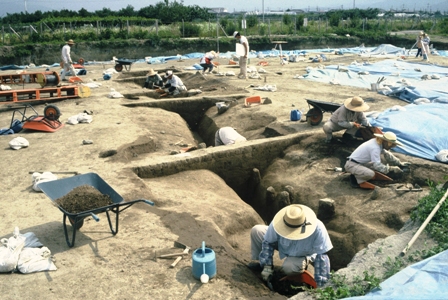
[61,39,77,81]
[160,71,187,96]
[233,31,249,79]
[215,127,247,146]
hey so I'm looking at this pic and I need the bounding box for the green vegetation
[310,181,448,300]
[0,4,447,47]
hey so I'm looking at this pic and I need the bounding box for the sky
[1,0,447,16]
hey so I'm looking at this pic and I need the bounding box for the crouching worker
[249,204,333,288]
[323,96,370,143]
[215,127,246,146]
[200,51,218,75]
[143,69,163,89]
[157,71,187,96]
[345,132,411,189]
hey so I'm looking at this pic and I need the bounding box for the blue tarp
[369,103,448,162]
[304,59,448,103]
[345,249,448,299]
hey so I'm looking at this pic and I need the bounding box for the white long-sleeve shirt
[61,44,72,64]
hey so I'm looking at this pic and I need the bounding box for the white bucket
[370,83,379,91]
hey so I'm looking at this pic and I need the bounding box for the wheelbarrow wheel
[44,105,61,121]
[69,217,84,230]
[114,64,123,72]
[306,108,323,126]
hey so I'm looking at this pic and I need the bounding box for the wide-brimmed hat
[210,51,217,57]
[147,69,157,76]
[419,31,424,35]
[164,70,173,78]
[374,131,403,146]
[66,39,75,45]
[272,204,318,240]
[344,96,369,112]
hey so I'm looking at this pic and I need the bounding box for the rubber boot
[359,182,376,190]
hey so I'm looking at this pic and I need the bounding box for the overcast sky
[1,0,446,16]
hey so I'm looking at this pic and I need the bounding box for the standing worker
[422,33,431,61]
[233,31,249,79]
[61,39,77,81]
[322,96,371,143]
[248,204,333,288]
[200,51,218,75]
[415,31,424,58]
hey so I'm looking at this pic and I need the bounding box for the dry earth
[0,50,447,299]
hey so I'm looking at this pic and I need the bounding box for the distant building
[209,8,228,14]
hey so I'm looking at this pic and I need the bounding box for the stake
[400,187,448,257]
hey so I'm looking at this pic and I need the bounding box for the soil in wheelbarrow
[54,185,113,214]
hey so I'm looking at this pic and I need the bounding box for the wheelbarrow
[38,172,154,247]
[305,99,342,126]
[114,59,137,72]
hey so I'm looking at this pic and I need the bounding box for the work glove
[261,265,274,282]
[389,166,403,174]
[400,162,411,167]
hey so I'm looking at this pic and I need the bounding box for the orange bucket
[245,96,262,107]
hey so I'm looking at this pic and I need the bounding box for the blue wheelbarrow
[38,172,154,247]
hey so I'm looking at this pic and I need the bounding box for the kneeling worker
[215,127,246,146]
[345,131,411,189]
[249,204,333,288]
[159,71,187,96]
[143,69,163,89]
[323,96,370,143]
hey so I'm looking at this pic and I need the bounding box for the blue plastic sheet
[369,103,448,162]
[344,249,448,299]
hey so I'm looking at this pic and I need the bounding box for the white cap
[165,70,173,77]
[233,31,239,38]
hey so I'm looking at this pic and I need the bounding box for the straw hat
[344,96,370,112]
[419,31,424,35]
[210,51,217,57]
[66,39,75,45]
[147,69,157,76]
[272,205,317,240]
[374,131,403,146]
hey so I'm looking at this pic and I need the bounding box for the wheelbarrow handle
[141,199,155,206]
[90,212,100,222]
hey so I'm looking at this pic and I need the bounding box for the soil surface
[0,50,447,299]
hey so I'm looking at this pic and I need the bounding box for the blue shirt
[259,219,333,266]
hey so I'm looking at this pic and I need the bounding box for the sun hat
[210,51,217,57]
[147,69,157,76]
[272,204,318,240]
[344,96,370,112]
[374,131,403,146]
[165,70,173,78]
[67,39,75,45]
[420,31,424,35]
[233,31,239,38]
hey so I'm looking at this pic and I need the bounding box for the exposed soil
[54,185,113,214]
[0,51,447,299]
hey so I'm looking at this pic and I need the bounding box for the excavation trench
[116,72,448,275]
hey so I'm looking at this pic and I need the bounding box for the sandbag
[32,172,58,192]
[17,247,57,274]
[0,227,26,273]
